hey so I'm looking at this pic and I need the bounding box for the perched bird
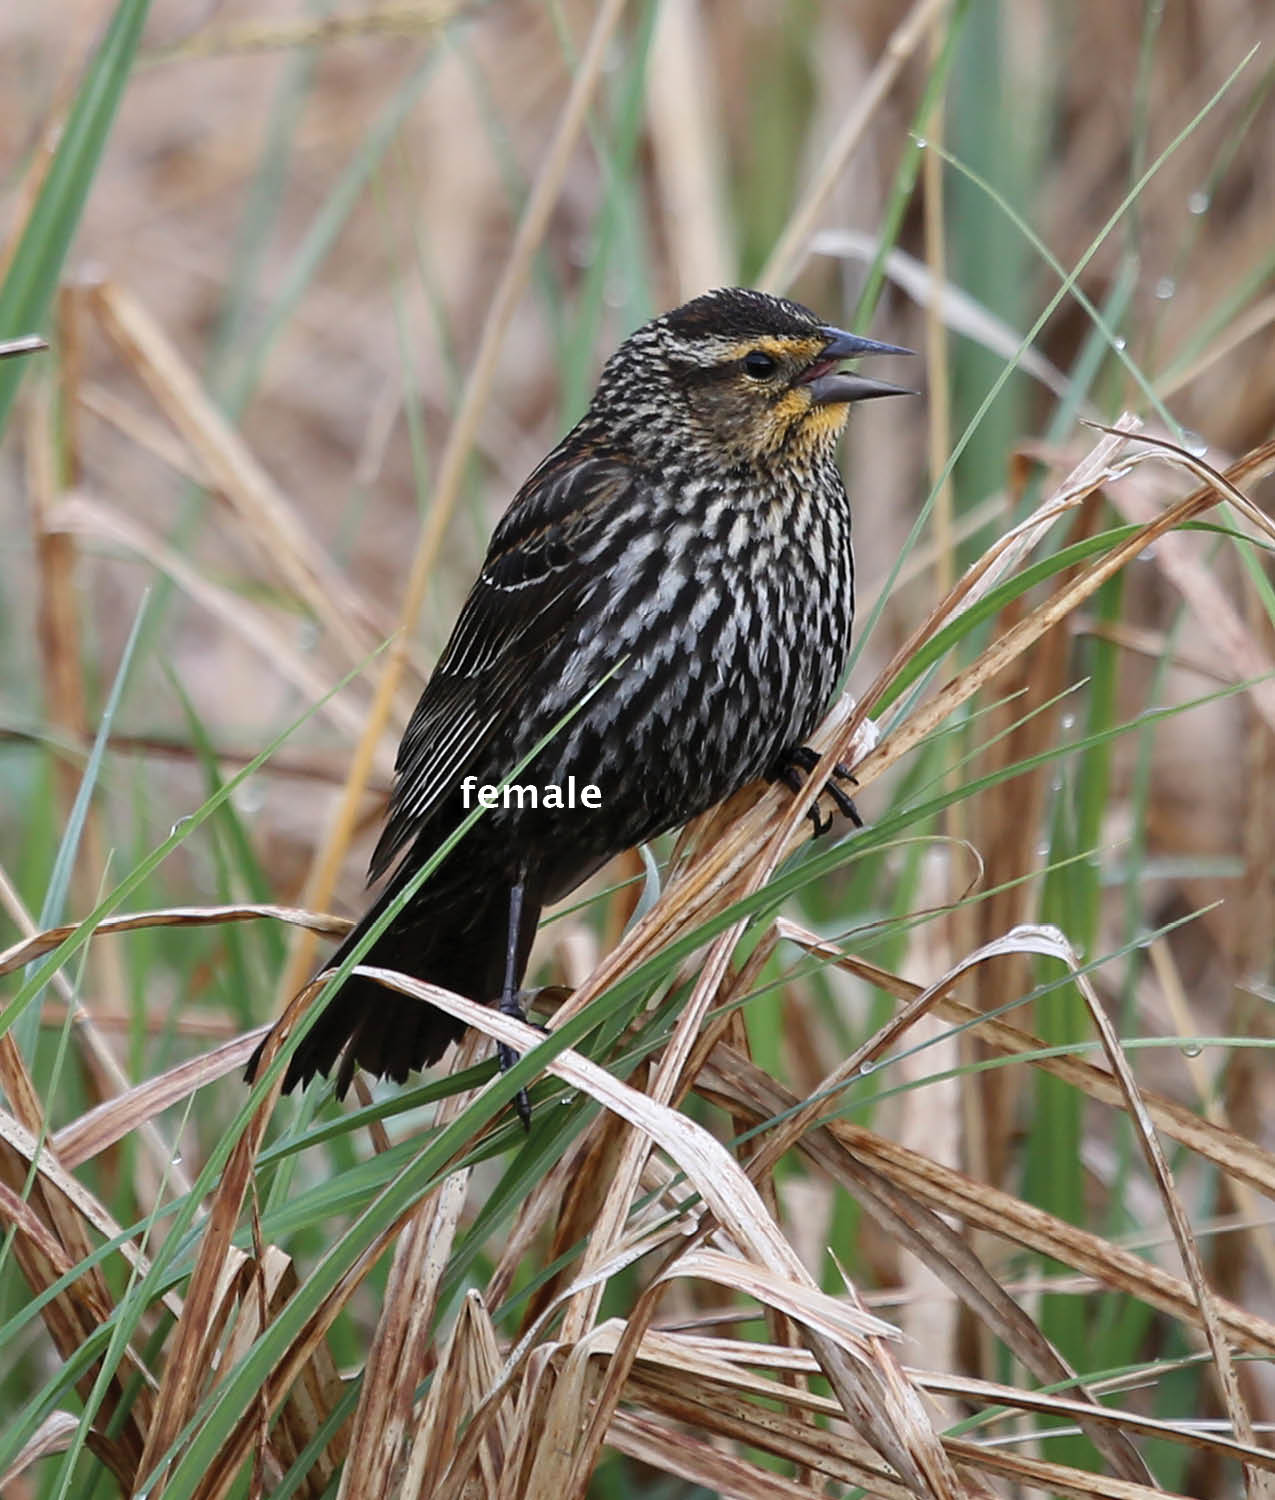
[247,287,911,1106]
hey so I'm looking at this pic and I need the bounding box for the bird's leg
[495,876,534,1129]
[768,744,862,835]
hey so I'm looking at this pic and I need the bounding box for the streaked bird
[246,287,912,1111]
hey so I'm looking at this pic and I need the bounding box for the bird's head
[592,286,913,467]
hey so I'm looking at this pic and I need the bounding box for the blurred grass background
[1,1,1274,1496]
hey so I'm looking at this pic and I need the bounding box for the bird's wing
[368,449,635,882]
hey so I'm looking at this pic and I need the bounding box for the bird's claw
[769,743,863,836]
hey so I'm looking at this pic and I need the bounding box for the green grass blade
[0,0,152,432]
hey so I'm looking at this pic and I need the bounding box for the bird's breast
[519,463,854,849]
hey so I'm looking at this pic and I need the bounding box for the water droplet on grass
[236,782,265,815]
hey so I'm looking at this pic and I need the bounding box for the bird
[246,286,912,1110]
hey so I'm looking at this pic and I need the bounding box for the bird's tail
[245,868,538,1096]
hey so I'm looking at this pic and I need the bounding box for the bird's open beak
[797,325,916,406]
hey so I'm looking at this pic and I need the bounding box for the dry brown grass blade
[521,1337,604,1498]
[954,418,1139,617]
[625,1353,1214,1498]
[758,0,952,292]
[355,966,966,1499]
[698,1048,1153,1484]
[622,1350,1205,1499]
[963,598,1072,1190]
[0,724,372,790]
[493,1106,628,1326]
[221,1249,347,1499]
[559,900,754,1339]
[0,334,49,359]
[0,1411,80,1493]
[0,1157,154,1486]
[46,492,387,760]
[0,1175,97,1304]
[759,916,1270,1492]
[502,1344,581,1500]
[0,900,348,980]
[84,279,386,669]
[436,1226,799,1500]
[1150,935,1275,1289]
[0,857,197,1198]
[0,979,143,1443]
[776,918,1275,1203]
[0,1105,183,1321]
[276,0,630,1010]
[676,925,782,1101]
[1013,923,1270,1498]
[925,1369,1275,1472]
[78,379,210,485]
[623,1359,930,1497]
[433,1300,607,1500]
[645,0,734,297]
[339,1127,473,1496]
[607,1406,869,1500]
[137,1078,284,1492]
[402,1289,506,1500]
[142,0,466,63]
[2,890,334,1180]
[561,860,809,1348]
[655,1246,894,1344]
[52,1031,263,1169]
[705,1038,1275,1358]
[624,1327,1272,1471]
[1158,291,1275,400]
[1101,453,1275,733]
[1088,421,1275,549]
[947,1441,1192,1500]
[27,368,88,823]
[170,1020,475,1499]
[189,1158,484,1500]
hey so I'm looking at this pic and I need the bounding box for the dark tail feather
[245,872,540,1096]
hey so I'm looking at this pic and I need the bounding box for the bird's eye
[743,350,778,380]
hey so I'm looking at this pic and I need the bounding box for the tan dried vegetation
[1,2,1274,1497]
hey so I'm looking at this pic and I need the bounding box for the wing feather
[368,450,634,882]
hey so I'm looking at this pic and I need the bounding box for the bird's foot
[769,744,862,836]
